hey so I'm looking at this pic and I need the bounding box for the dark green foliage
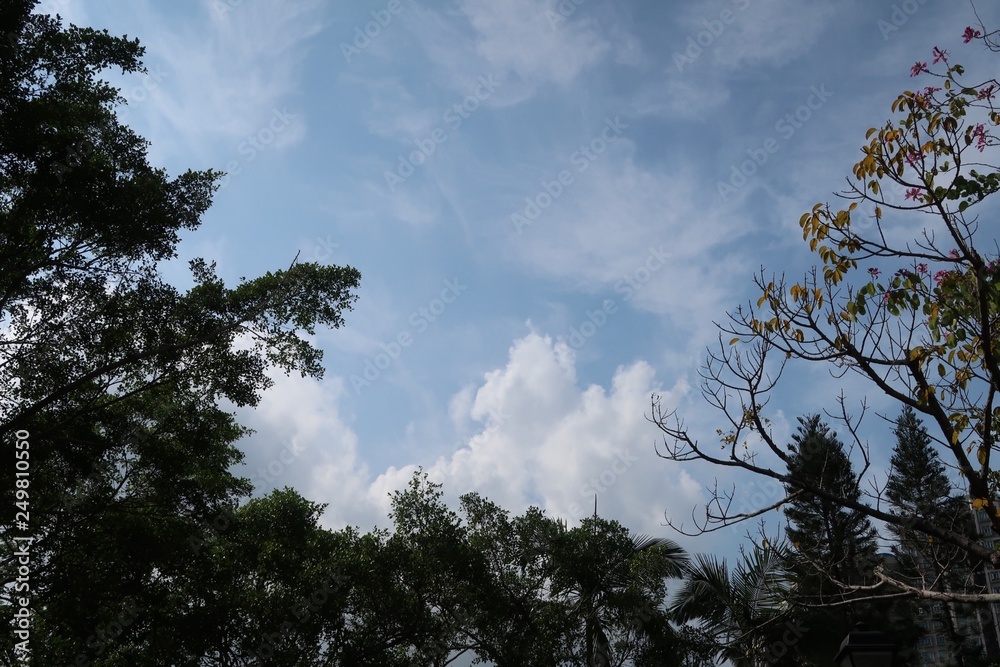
[784,415,880,593]
[671,542,804,666]
[782,414,888,665]
[886,407,984,667]
[0,2,360,662]
[0,4,727,665]
[355,472,696,667]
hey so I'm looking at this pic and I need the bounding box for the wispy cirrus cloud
[87,0,322,164]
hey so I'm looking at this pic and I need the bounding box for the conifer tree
[782,414,887,664]
[784,415,879,597]
[886,407,983,667]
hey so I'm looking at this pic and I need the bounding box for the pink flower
[934,270,949,283]
[978,85,996,100]
[917,263,928,275]
[868,267,881,278]
[971,123,988,152]
[910,62,929,77]
[904,187,923,201]
[905,151,922,166]
[963,26,983,43]
[932,47,949,64]
[949,249,960,259]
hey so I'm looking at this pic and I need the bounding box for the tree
[0,2,360,661]
[781,415,893,664]
[99,489,350,666]
[671,543,799,666]
[886,406,985,666]
[784,415,879,597]
[540,515,689,666]
[359,471,698,667]
[652,26,1000,603]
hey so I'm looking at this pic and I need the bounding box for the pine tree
[784,415,879,596]
[886,407,984,667]
[782,414,886,664]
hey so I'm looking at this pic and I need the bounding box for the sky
[46,0,1000,559]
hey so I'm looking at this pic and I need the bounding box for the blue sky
[52,0,1000,557]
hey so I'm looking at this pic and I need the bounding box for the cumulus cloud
[233,372,377,529]
[236,330,704,539]
[369,331,703,535]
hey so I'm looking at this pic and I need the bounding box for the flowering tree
[654,31,1000,602]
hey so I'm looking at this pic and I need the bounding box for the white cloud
[234,371,379,529]
[91,0,322,163]
[457,0,610,87]
[634,75,731,119]
[236,330,705,540]
[396,0,624,106]
[509,140,750,341]
[369,331,703,535]
[709,0,837,69]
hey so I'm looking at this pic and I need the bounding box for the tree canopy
[653,23,1000,604]
[0,7,713,664]
[0,2,360,662]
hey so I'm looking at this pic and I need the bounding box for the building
[882,503,1000,666]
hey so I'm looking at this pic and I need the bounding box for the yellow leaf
[729,337,740,346]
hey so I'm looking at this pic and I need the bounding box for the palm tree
[671,542,794,666]
[546,516,691,666]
